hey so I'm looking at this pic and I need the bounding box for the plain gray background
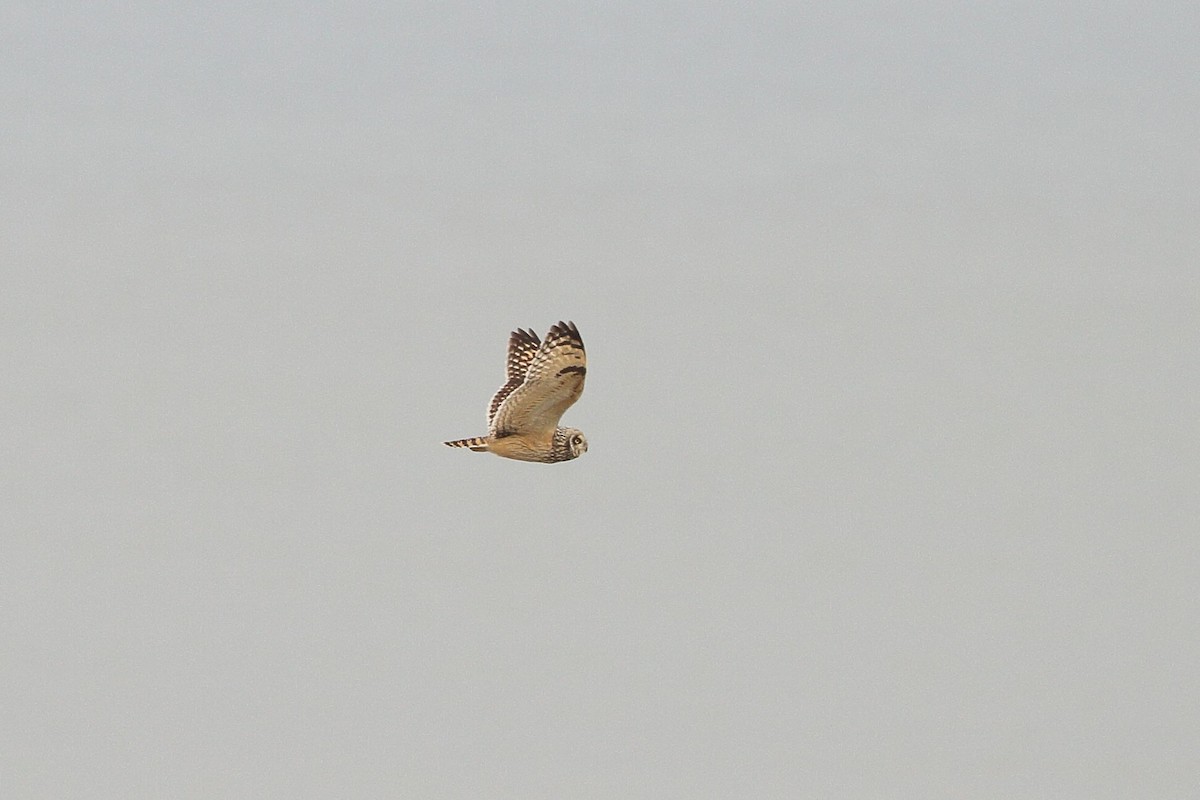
[4,3,1198,798]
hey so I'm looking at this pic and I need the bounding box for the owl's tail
[443,436,490,452]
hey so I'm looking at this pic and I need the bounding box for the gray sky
[3,3,1198,798]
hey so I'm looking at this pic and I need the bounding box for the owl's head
[555,427,588,460]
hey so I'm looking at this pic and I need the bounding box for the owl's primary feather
[486,327,541,427]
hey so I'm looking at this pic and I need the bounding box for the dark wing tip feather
[547,320,584,351]
[510,327,540,346]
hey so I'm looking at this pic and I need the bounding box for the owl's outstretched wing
[486,327,541,427]
[489,321,586,437]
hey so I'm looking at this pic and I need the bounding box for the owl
[444,321,588,463]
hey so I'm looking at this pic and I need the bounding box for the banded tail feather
[444,436,489,452]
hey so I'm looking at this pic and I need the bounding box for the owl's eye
[572,435,582,445]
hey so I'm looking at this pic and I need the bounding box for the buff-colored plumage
[444,321,588,463]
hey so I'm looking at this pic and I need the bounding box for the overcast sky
[3,3,1199,798]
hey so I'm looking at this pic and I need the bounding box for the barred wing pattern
[486,327,541,427]
[489,321,586,437]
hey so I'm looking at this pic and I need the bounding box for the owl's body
[444,321,588,463]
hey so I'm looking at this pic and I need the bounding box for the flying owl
[444,321,588,463]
